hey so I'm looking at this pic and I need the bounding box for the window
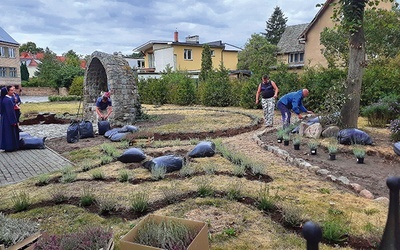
[210,50,215,57]
[0,67,6,77]
[8,48,16,58]
[0,47,4,57]
[184,49,192,60]
[148,54,154,68]
[9,67,17,77]
[289,52,304,63]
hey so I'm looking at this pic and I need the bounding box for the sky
[1,0,323,56]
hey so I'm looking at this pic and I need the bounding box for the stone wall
[83,51,139,127]
[20,87,59,96]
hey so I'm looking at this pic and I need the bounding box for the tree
[237,33,277,77]
[264,6,287,45]
[200,44,212,82]
[63,50,80,67]
[329,0,395,128]
[20,62,29,81]
[34,47,61,87]
[19,42,44,54]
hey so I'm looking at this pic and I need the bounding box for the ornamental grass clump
[130,190,149,213]
[11,191,30,212]
[151,165,167,180]
[134,218,198,250]
[0,212,39,248]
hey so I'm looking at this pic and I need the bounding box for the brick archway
[83,51,139,127]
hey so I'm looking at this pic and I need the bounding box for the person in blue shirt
[277,89,313,128]
[95,92,112,121]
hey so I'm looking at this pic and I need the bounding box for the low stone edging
[252,128,389,205]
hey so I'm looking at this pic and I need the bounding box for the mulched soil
[259,130,400,198]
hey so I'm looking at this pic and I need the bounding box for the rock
[304,123,323,139]
[349,183,363,193]
[321,126,340,138]
[359,189,374,199]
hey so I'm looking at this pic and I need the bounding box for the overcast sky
[1,0,322,56]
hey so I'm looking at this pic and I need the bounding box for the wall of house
[0,42,21,86]
[154,47,174,72]
[221,51,238,70]
[173,45,203,72]
[305,0,394,68]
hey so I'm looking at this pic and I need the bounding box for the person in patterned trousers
[255,75,279,127]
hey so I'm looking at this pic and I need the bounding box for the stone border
[252,128,389,204]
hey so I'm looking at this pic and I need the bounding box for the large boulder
[321,126,340,138]
[304,123,323,139]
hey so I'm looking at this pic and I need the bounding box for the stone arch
[83,51,139,127]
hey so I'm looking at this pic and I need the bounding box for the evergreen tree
[20,62,29,81]
[265,6,288,45]
[34,47,62,87]
[200,44,212,82]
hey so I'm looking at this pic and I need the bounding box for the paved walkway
[0,123,72,186]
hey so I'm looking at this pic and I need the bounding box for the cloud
[1,0,323,56]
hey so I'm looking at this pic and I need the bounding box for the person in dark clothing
[13,85,22,123]
[95,91,112,121]
[255,75,279,127]
[277,89,313,128]
[0,86,20,152]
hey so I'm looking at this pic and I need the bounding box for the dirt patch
[259,129,400,198]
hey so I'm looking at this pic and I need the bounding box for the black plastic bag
[143,155,184,173]
[104,128,119,138]
[67,121,80,143]
[118,148,146,163]
[79,121,94,139]
[188,141,216,158]
[337,128,373,145]
[98,120,111,135]
[19,137,46,149]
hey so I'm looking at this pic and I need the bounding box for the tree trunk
[340,25,366,128]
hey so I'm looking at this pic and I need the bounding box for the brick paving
[0,147,72,186]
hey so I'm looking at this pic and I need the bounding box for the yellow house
[133,31,240,73]
[0,26,20,87]
[277,0,394,70]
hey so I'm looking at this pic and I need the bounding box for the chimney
[174,30,178,42]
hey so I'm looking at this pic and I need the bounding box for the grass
[0,103,392,249]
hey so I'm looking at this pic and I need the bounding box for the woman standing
[255,75,279,127]
[0,85,19,152]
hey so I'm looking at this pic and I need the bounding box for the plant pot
[357,157,364,164]
[277,138,283,143]
[294,144,300,150]
[119,214,209,250]
[284,140,289,146]
[329,154,336,160]
[310,149,317,155]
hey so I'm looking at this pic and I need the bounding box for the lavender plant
[0,213,39,248]
[390,119,400,141]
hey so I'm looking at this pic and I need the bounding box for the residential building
[20,52,86,78]
[0,26,20,86]
[133,31,241,74]
[277,0,394,70]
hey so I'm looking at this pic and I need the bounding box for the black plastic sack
[188,141,216,158]
[104,128,120,138]
[118,148,146,163]
[19,137,46,149]
[19,132,31,139]
[79,121,94,139]
[67,121,80,143]
[143,155,184,173]
[110,132,129,142]
[119,125,139,133]
[98,120,111,135]
[394,142,400,156]
[337,128,373,145]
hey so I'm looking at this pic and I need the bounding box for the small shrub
[226,181,243,201]
[232,164,246,177]
[49,187,68,204]
[196,176,214,197]
[257,185,277,212]
[179,163,197,177]
[292,135,301,145]
[36,174,50,186]
[80,159,98,172]
[353,145,366,158]
[327,139,338,154]
[307,139,319,150]
[280,203,303,227]
[250,163,265,176]
[80,186,96,207]
[11,191,30,212]
[96,194,118,214]
[91,169,105,180]
[130,191,149,213]
[100,155,113,165]
[160,182,181,204]
[390,119,400,141]
[100,143,119,158]
[322,217,350,244]
[48,95,82,102]
[118,169,131,182]
[276,128,285,139]
[0,212,39,248]
[222,227,237,237]
[151,166,167,180]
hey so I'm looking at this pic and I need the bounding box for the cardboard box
[119,214,209,250]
